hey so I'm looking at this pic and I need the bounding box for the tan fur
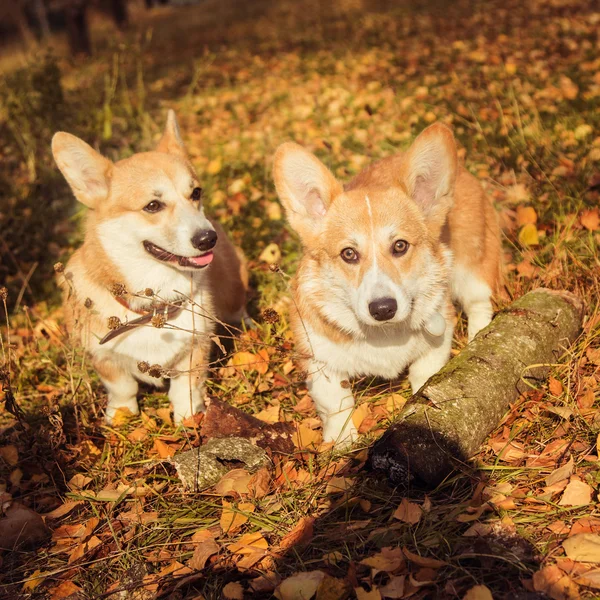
[274,123,503,444]
[53,110,247,423]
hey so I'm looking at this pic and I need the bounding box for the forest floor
[1,0,600,598]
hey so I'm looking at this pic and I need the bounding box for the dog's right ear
[273,143,342,241]
[52,133,112,209]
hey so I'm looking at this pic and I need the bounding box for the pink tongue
[188,252,214,266]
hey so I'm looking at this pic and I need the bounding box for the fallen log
[370,288,584,487]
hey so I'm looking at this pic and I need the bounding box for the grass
[1,0,600,598]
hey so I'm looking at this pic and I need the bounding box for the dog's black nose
[369,297,397,322]
[191,229,217,251]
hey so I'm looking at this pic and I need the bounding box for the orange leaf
[293,421,323,450]
[127,427,149,443]
[153,438,176,458]
[50,581,82,600]
[549,377,564,397]
[188,535,220,571]
[223,582,244,600]
[559,480,593,507]
[255,404,280,424]
[393,498,422,525]
[533,565,579,599]
[352,403,371,430]
[0,445,18,466]
[581,208,600,231]
[279,517,314,551]
[516,205,538,226]
[215,469,253,497]
[360,546,405,573]
[248,468,271,499]
[220,501,254,535]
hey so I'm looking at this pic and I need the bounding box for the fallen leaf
[379,576,405,599]
[352,402,371,430]
[575,568,600,589]
[43,501,82,519]
[255,403,280,424]
[50,581,83,600]
[559,479,593,506]
[206,157,222,175]
[0,502,50,550]
[156,407,173,425]
[215,469,253,496]
[153,438,176,459]
[223,581,244,599]
[586,348,600,366]
[518,223,540,246]
[563,534,600,563]
[393,498,422,525]
[22,569,47,593]
[506,183,530,204]
[533,565,579,599]
[226,531,268,555]
[279,517,314,551]
[325,477,353,495]
[127,427,148,442]
[386,394,407,414]
[360,547,405,573]
[248,467,271,498]
[516,205,538,226]
[546,456,575,486]
[68,473,92,490]
[275,571,325,600]
[578,388,595,409]
[68,535,102,564]
[549,377,564,396]
[188,533,220,570]
[293,421,323,450]
[220,501,255,535]
[581,208,600,231]
[489,439,526,462]
[403,547,447,568]
[462,585,494,600]
[354,588,382,600]
[0,445,18,466]
[259,243,281,264]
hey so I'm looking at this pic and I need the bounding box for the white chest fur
[306,323,433,379]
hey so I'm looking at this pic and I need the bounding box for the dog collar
[99,300,185,345]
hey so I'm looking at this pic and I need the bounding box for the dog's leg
[307,361,357,446]
[452,266,494,341]
[94,356,139,423]
[408,322,454,393]
[169,344,209,425]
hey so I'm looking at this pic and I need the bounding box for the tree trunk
[66,3,91,55]
[370,289,584,487]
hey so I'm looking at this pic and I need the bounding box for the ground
[1,0,600,598]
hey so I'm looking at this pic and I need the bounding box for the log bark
[370,289,584,487]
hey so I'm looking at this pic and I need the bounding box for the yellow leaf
[220,500,254,535]
[259,243,281,265]
[156,408,173,425]
[50,581,82,600]
[533,565,579,599]
[386,394,407,414]
[518,223,540,247]
[111,406,135,426]
[22,569,47,593]
[463,585,494,600]
[206,157,222,175]
[292,422,323,450]
[255,404,280,424]
[505,62,517,75]
[267,202,282,221]
[226,531,268,555]
[563,533,600,562]
[360,546,405,573]
[352,403,370,430]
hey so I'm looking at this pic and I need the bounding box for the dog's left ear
[399,123,457,237]
[156,110,187,158]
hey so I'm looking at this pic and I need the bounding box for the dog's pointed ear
[52,133,113,209]
[399,123,457,236]
[156,110,187,158]
[273,143,342,241]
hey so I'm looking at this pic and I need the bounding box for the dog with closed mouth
[274,123,502,445]
[52,110,247,424]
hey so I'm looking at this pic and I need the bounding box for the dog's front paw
[105,397,140,424]
[322,413,358,447]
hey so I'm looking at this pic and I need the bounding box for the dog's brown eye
[392,239,409,256]
[144,200,164,213]
[191,187,202,201]
[341,248,359,263]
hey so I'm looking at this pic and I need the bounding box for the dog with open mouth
[52,110,247,424]
[274,123,502,445]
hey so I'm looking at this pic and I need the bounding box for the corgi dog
[52,111,247,424]
[274,123,502,445]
